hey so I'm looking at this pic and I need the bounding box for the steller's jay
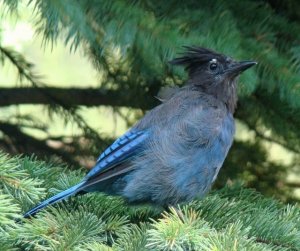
[24,47,256,218]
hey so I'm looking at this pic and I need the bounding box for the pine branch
[0,122,79,166]
[243,119,300,155]
[237,95,300,155]
[0,87,151,109]
[0,45,118,148]
[255,237,298,251]
[0,46,42,87]
[0,153,299,250]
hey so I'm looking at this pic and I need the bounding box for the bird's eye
[209,62,218,71]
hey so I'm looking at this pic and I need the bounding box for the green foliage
[0,153,46,211]
[1,0,300,249]
[0,153,300,250]
[14,209,106,250]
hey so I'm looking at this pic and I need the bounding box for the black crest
[169,46,225,75]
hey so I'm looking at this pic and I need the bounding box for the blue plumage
[24,47,256,218]
[87,130,149,178]
[23,181,85,218]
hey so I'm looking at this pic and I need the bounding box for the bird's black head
[170,46,257,113]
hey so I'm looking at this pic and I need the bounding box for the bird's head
[170,46,257,113]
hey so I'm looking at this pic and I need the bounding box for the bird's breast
[210,113,235,182]
[166,112,235,202]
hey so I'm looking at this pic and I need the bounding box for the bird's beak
[225,60,257,77]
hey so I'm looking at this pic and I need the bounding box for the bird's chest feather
[196,113,235,175]
[173,113,235,200]
[209,113,235,181]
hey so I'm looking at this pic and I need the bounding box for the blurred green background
[0,0,299,202]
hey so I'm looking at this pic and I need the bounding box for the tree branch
[0,87,154,109]
[0,122,78,166]
[245,121,300,155]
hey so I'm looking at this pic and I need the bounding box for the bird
[24,47,257,218]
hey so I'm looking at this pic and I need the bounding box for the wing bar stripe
[97,131,142,161]
[86,131,148,179]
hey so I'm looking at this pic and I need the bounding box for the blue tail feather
[23,130,149,218]
[23,182,84,218]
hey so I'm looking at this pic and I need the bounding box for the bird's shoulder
[162,87,226,114]
[155,85,180,102]
[136,87,226,130]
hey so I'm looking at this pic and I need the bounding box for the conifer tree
[0,1,300,249]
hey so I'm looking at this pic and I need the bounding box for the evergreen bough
[1,152,300,250]
[1,1,300,249]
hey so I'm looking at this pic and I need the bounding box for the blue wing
[23,129,149,218]
[85,129,149,181]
